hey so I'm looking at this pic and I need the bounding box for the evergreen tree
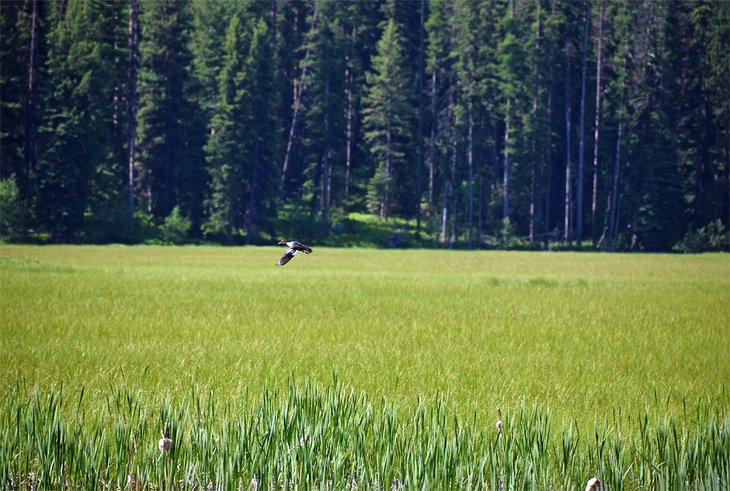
[340,1,385,209]
[0,0,43,198]
[495,1,530,226]
[301,0,346,228]
[203,15,249,243]
[363,19,414,220]
[669,0,729,233]
[35,0,121,242]
[243,17,279,243]
[136,0,204,231]
[624,0,682,251]
[275,0,311,200]
[424,0,454,237]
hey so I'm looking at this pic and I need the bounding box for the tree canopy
[1,0,728,251]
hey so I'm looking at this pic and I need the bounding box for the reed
[1,380,727,489]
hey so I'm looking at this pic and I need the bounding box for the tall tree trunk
[467,108,474,248]
[248,139,261,245]
[416,0,425,238]
[564,41,572,243]
[448,105,457,247]
[384,118,391,221]
[321,76,330,227]
[281,6,317,188]
[590,0,605,243]
[545,64,553,240]
[576,0,591,245]
[24,0,41,195]
[127,0,140,218]
[608,118,622,250]
[440,181,449,244]
[530,8,541,244]
[344,51,353,202]
[600,115,622,250]
[478,175,483,246]
[503,103,510,221]
[428,68,436,224]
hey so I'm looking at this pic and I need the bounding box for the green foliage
[0,176,27,241]
[1,380,727,489]
[136,0,204,225]
[363,19,414,220]
[0,1,31,185]
[203,14,249,244]
[673,220,730,253]
[301,1,347,225]
[497,217,521,249]
[2,0,727,249]
[1,246,728,487]
[158,206,192,244]
[35,0,124,243]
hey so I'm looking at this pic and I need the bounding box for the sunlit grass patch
[0,245,728,487]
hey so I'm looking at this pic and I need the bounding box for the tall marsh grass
[1,246,728,488]
[2,380,728,490]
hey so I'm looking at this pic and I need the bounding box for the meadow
[0,245,728,489]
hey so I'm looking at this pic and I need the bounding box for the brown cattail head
[585,477,602,491]
[158,435,172,453]
[158,421,172,452]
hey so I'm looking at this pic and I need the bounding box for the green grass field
[1,245,728,488]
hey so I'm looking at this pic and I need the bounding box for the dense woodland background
[1,0,728,251]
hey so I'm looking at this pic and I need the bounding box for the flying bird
[276,240,313,266]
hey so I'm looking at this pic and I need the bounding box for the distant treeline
[1,0,728,251]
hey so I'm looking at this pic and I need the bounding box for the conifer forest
[1,0,728,251]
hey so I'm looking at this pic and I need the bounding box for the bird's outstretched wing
[290,241,313,254]
[277,248,299,266]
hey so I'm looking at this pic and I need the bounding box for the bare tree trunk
[383,117,392,221]
[344,55,353,202]
[467,108,474,248]
[449,111,457,248]
[544,0,556,244]
[564,41,572,243]
[503,104,510,221]
[127,0,140,218]
[590,0,605,243]
[416,0,425,238]
[281,6,317,188]
[24,0,41,194]
[248,139,261,245]
[478,175,483,247]
[608,119,622,250]
[576,0,591,245]
[545,64,553,240]
[321,77,330,227]
[599,116,622,250]
[440,181,449,245]
[428,68,436,223]
[530,7,541,244]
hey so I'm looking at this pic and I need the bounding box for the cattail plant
[0,380,727,489]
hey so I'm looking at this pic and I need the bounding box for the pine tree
[244,17,279,243]
[35,0,121,242]
[669,0,729,233]
[363,19,414,220]
[301,0,346,229]
[136,0,204,231]
[624,1,682,251]
[0,0,44,200]
[496,1,530,225]
[425,0,454,239]
[203,15,249,243]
